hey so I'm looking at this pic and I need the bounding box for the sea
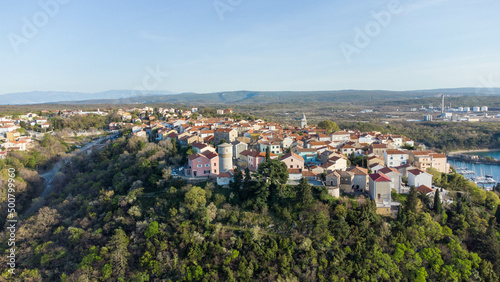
[448,151,500,189]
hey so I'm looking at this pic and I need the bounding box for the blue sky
[1,0,499,95]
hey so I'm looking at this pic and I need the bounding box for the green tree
[109,228,130,279]
[230,167,243,191]
[145,221,160,239]
[185,186,207,212]
[298,177,313,208]
[265,146,270,162]
[317,120,340,133]
[434,189,443,214]
[257,159,289,186]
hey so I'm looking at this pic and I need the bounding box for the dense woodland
[340,121,500,152]
[0,135,499,281]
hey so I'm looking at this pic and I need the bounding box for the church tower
[300,113,307,128]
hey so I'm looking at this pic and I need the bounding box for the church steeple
[300,113,307,128]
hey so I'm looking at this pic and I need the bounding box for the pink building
[280,152,304,170]
[240,150,278,171]
[187,151,219,177]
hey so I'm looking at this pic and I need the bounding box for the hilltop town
[1,106,453,215]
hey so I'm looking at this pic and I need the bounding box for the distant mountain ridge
[1,88,499,105]
[0,90,177,105]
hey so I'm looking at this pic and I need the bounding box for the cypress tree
[434,189,443,214]
[265,146,270,162]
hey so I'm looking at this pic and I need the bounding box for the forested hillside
[0,136,499,281]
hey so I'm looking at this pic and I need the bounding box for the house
[319,150,342,163]
[231,140,248,160]
[214,128,238,144]
[340,144,356,155]
[295,147,318,163]
[395,164,418,178]
[0,151,6,159]
[280,152,305,170]
[339,171,355,193]
[383,149,409,167]
[217,109,225,115]
[240,150,278,171]
[416,185,435,197]
[331,131,350,143]
[6,131,20,141]
[370,144,387,158]
[369,173,392,215]
[217,171,234,186]
[369,163,385,173]
[302,170,320,185]
[191,142,216,154]
[378,167,402,193]
[407,169,433,188]
[367,155,385,167]
[321,156,347,172]
[259,141,282,155]
[288,169,303,181]
[409,151,449,174]
[325,171,341,197]
[187,151,219,177]
[347,166,369,191]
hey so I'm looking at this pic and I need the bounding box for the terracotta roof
[430,153,446,158]
[385,149,406,155]
[202,151,218,159]
[217,172,233,178]
[408,168,427,176]
[378,167,400,175]
[369,173,391,182]
[347,166,369,175]
[371,144,387,149]
[416,185,435,194]
[288,169,302,174]
[302,171,317,177]
[281,152,305,162]
[215,128,235,133]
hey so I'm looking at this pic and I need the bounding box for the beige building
[409,151,449,173]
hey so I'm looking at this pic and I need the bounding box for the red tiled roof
[369,173,391,182]
[408,168,426,176]
[378,167,400,175]
[416,185,435,194]
[281,152,305,162]
[202,151,218,159]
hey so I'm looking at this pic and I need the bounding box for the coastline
[448,149,500,156]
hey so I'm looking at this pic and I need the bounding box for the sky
[1,0,500,95]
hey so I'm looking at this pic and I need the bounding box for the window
[214,169,217,173]
[205,164,210,167]
[291,159,293,162]
[198,159,201,162]
[378,193,381,199]
[214,163,217,166]
[197,164,202,168]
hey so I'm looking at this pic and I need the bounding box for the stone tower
[300,113,307,129]
[218,142,233,173]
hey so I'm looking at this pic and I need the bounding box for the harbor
[451,164,498,191]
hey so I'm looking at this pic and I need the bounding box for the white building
[384,149,409,168]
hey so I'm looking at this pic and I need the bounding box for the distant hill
[0,90,177,105]
[1,88,499,105]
